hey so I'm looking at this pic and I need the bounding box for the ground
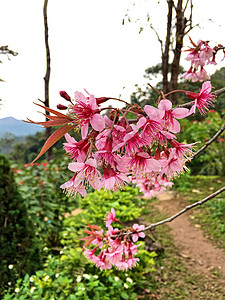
[142,190,225,299]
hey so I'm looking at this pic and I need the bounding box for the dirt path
[155,191,225,277]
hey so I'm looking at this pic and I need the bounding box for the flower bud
[57,104,67,110]
[59,91,71,101]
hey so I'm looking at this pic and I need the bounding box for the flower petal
[90,114,105,132]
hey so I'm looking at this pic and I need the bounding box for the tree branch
[112,186,225,238]
[193,122,225,158]
[141,186,225,233]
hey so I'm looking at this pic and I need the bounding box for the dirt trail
[155,191,225,277]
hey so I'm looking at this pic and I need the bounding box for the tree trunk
[162,0,173,95]
[43,0,52,161]
[169,0,187,104]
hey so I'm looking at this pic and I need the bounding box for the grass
[173,174,225,251]
[140,198,225,299]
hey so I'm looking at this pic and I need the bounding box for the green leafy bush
[178,111,225,175]
[14,158,78,248]
[0,154,41,296]
[3,186,156,299]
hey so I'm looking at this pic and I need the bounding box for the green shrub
[3,186,156,299]
[178,111,225,175]
[0,154,41,296]
[14,158,78,248]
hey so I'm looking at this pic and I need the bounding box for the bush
[178,111,225,175]
[0,154,41,296]
[14,158,78,248]
[3,186,156,299]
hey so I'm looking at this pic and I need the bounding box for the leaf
[24,118,72,127]
[33,102,70,118]
[31,124,74,163]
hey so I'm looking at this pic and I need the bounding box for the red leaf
[33,102,69,118]
[24,118,72,127]
[31,124,74,163]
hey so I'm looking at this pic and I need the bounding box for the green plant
[178,111,225,175]
[0,154,41,296]
[14,158,78,248]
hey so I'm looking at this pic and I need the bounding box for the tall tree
[43,0,52,161]
[125,0,194,104]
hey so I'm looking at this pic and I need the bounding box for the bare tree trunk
[43,0,52,161]
[162,0,173,95]
[169,0,187,104]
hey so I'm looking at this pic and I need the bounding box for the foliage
[78,186,144,226]
[3,186,156,299]
[14,158,78,248]
[178,111,225,175]
[0,154,41,296]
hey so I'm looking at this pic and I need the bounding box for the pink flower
[63,133,90,162]
[105,208,119,227]
[68,158,101,189]
[158,99,189,133]
[100,166,130,192]
[161,149,185,178]
[94,136,121,170]
[185,81,215,114]
[83,247,98,262]
[132,224,145,242]
[60,174,86,197]
[137,116,162,143]
[123,152,161,179]
[70,91,105,138]
[113,124,148,155]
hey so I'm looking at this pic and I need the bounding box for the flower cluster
[58,83,214,198]
[82,208,145,271]
[182,37,224,82]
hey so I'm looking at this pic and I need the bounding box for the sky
[0,0,225,122]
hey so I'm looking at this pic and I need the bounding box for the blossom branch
[193,122,225,158]
[177,86,225,110]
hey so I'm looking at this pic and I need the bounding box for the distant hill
[0,117,44,137]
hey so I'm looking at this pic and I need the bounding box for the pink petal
[89,94,98,110]
[81,123,89,139]
[75,91,86,103]
[90,114,105,132]
[144,105,160,118]
[85,158,97,168]
[169,119,180,133]
[137,117,147,128]
[158,99,172,111]
[105,177,116,190]
[132,234,138,243]
[139,232,145,238]
[172,108,189,119]
[68,162,84,172]
[64,133,76,143]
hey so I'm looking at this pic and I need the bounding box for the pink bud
[59,91,71,101]
[57,104,67,110]
[96,97,110,105]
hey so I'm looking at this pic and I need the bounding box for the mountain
[0,117,44,137]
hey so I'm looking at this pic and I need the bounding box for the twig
[141,186,225,232]
[112,186,225,238]
[177,86,225,109]
[193,122,225,158]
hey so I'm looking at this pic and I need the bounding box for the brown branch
[112,186,225,238]
[140,186,225,233]
[193,122,225,158]
[213,87,225,97]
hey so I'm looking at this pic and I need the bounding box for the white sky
[0,0,225,121]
